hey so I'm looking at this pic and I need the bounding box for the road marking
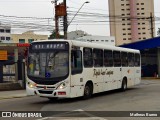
[37,109,108,120]
[37,117,107,120]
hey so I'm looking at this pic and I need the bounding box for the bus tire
[83,83,93,99]
[121,78,127,91]
[48,97,58,101]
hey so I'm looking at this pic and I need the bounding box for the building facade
[67,30,89,40]
[11,31,48,43]
[0,25,11,43]
[108,0,155,46]
[76,35,115,46]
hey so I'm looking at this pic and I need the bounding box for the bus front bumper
[26,85,70,98]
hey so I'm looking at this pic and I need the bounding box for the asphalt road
[0,80,160,120]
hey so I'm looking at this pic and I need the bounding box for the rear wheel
[83,83,93,99]
[121,79,127,91]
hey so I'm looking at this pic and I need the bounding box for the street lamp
[67,1,90,27]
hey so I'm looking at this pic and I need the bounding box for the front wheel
[83,83,93,99]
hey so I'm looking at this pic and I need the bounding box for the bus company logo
[93,69,114,78]
[106,70,114,76]
[1,112,42,118]
[44,86,47,89]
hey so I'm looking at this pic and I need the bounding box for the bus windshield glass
[27,42,69,79]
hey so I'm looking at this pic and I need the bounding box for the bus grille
[38,90,53,94]
[36,86,55,89]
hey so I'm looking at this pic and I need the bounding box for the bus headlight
[28,81,37,88]
[57,82,67,90]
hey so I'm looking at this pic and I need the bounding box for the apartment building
[0,25,11,42]
[108,0,155,46]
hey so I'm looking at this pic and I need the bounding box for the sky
[0,0,160,36]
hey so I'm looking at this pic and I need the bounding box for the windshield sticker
[45,72,51,78]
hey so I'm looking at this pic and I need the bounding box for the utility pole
[150,12,154,38]
[52,0,67,39]
[55,0,59,39]
[63,0,68,39]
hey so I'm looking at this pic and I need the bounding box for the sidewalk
[0,90,27,100]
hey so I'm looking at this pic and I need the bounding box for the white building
[0,24,12,43]
[67,30,89,40]
[76,35,115,46]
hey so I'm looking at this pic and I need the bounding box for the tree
[48,30,64,39]
[48,30,56,39]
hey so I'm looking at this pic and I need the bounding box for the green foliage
[48,30,64,39]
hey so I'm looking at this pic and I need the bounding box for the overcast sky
[0,0,160,36]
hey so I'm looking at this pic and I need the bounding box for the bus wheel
[121,79,127,91]
[83,83,93,99]
[48,97,58,101]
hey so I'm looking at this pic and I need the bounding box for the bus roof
[32,39,140,53]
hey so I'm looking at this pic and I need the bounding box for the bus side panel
[70,67,104,97]
[134,67,141,85]
[127,67,135,87]
[83,68,103,94]
[93,68,104,93]
[122,67,135,88]
[112,67,122,89]
[70,74,84,98]
[121,67,128,88]
[103,68,115,91]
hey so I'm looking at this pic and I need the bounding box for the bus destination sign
[31,43,67,50]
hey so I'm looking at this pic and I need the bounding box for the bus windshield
[27,51,69,79]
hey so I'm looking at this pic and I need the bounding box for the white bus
[26,40,141,100]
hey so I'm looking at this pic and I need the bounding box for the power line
[0,0,51,2]
[0,12,159,33]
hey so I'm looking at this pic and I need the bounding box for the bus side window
[71,50,83,75]
[83,48,93,67]
[113,51,121,67]
[135,54,140,67]
[128,53,134,67]
[121,52,128,67]
[104,50,113,67]
[93,49,103,67]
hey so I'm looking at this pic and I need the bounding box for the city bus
[26,39,141,100]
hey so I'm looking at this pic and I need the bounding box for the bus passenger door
[70,50,83,97]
